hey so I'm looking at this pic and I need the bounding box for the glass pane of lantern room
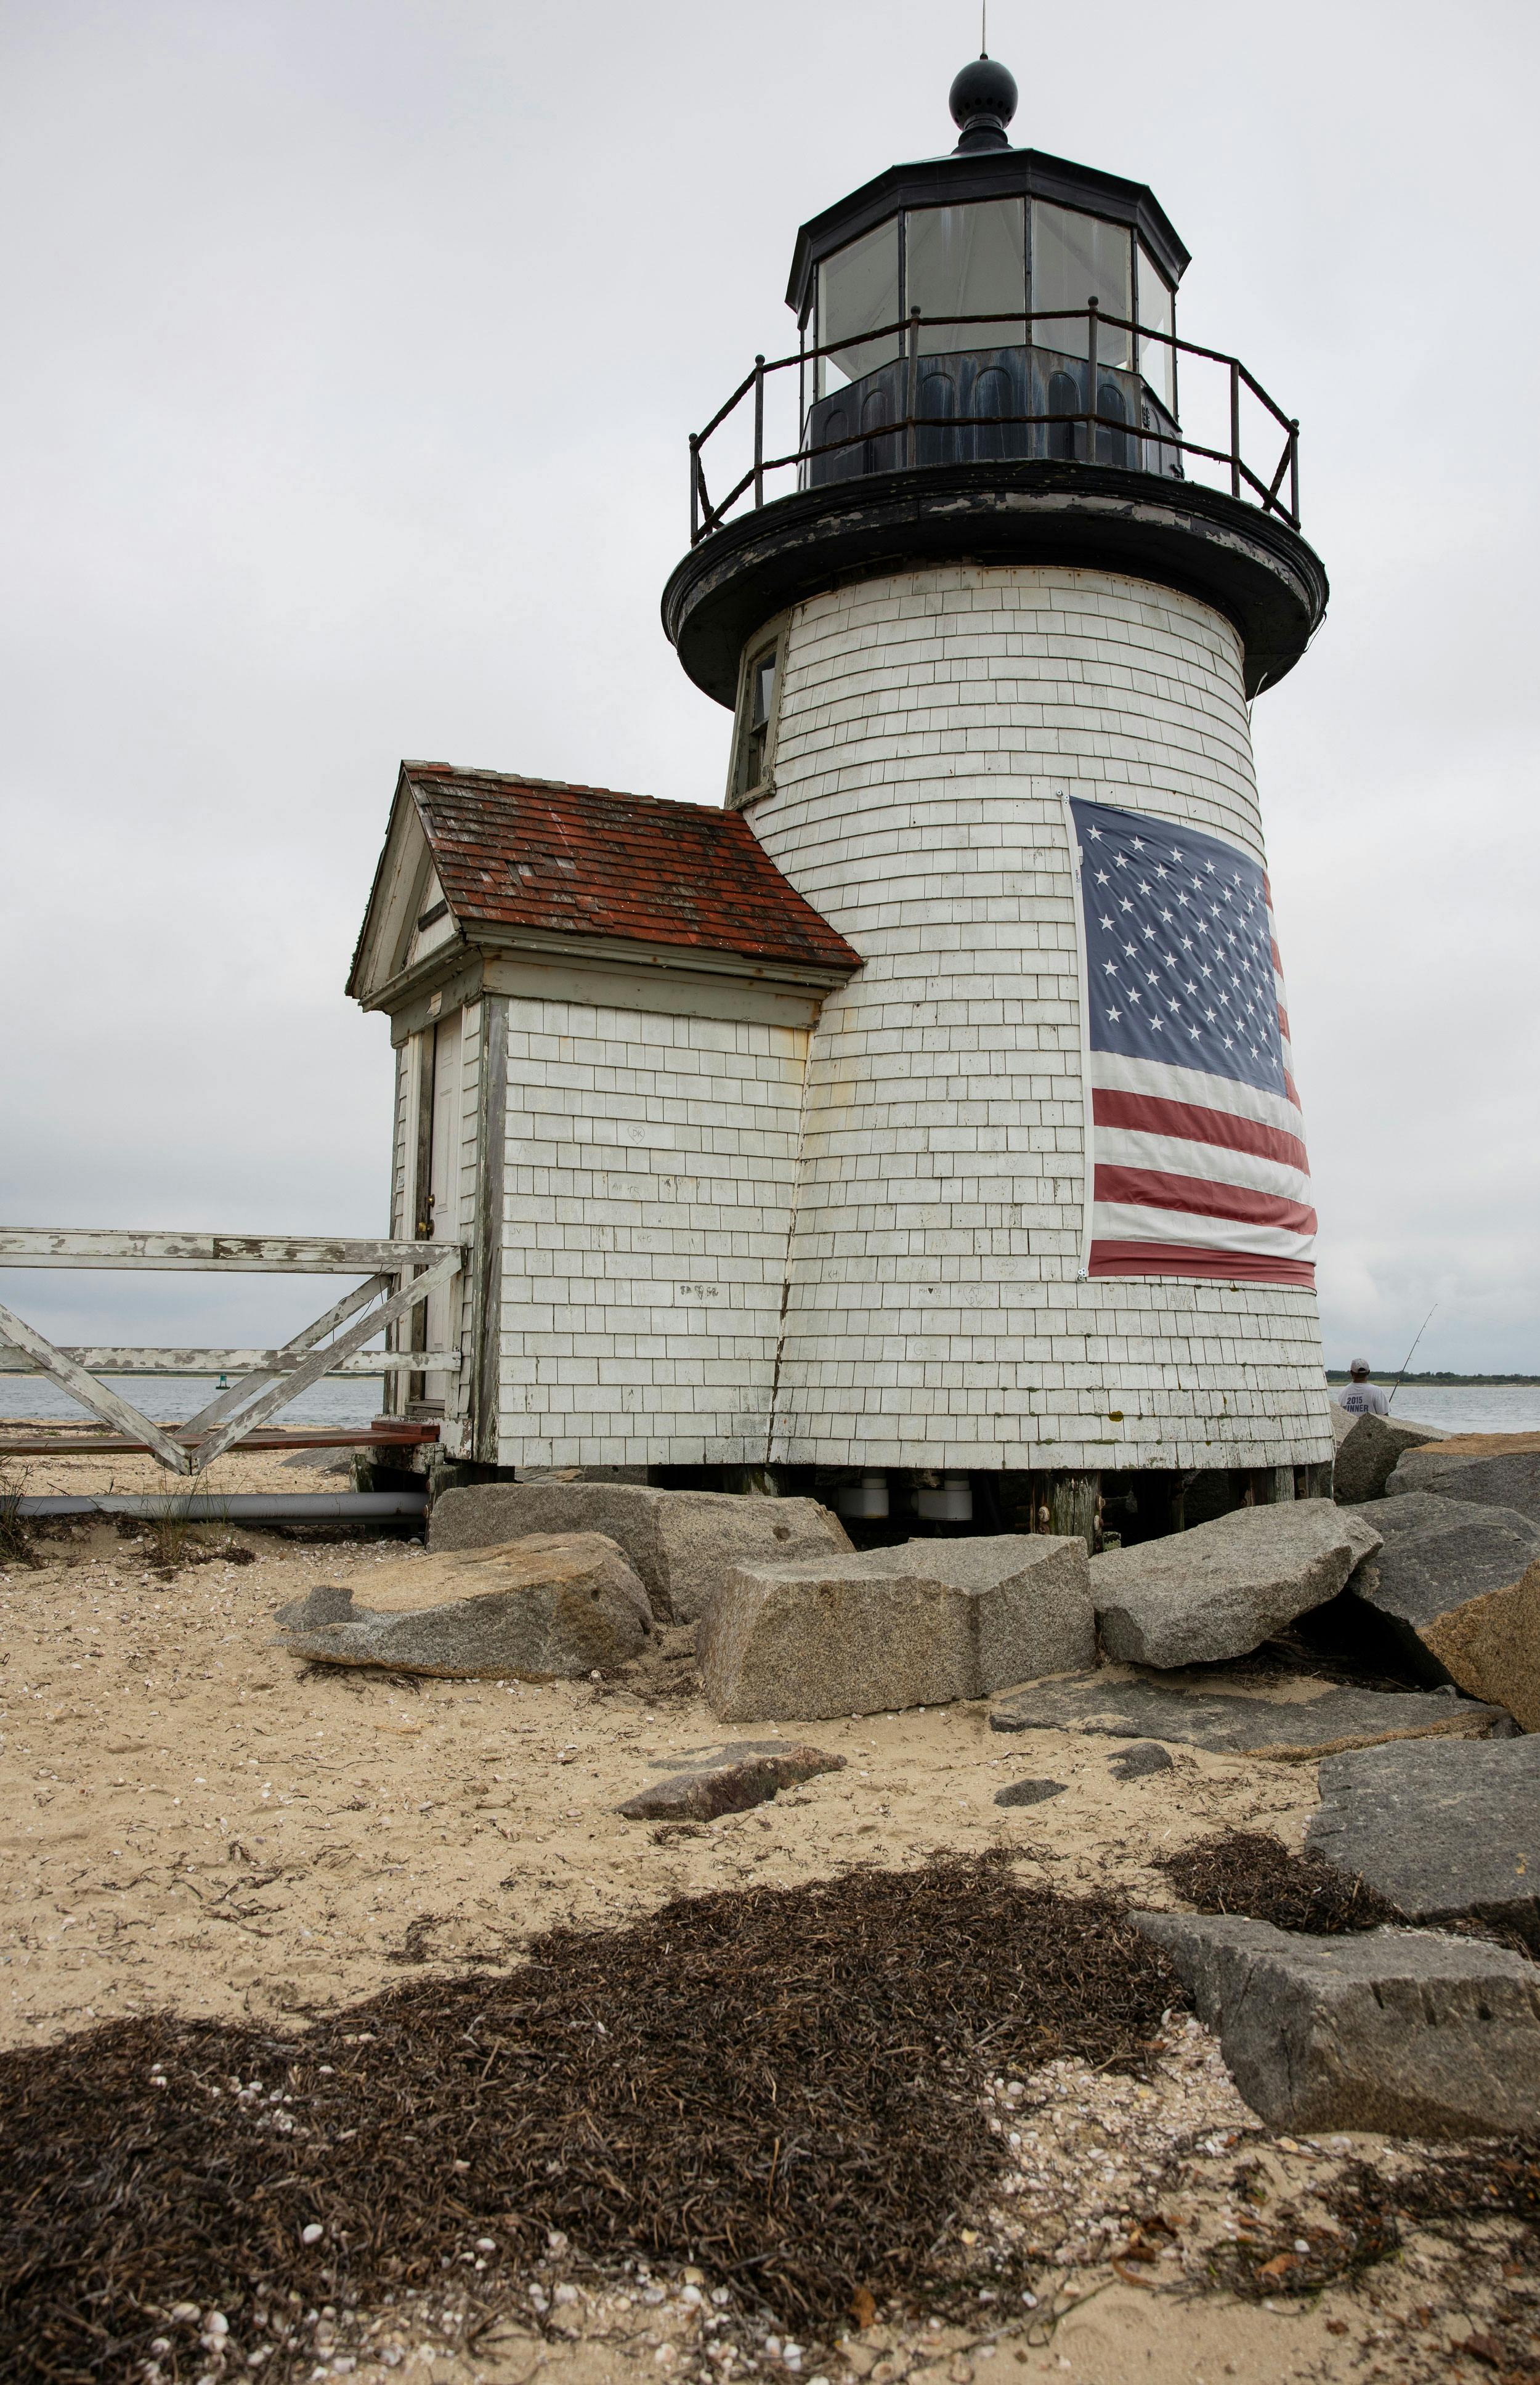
[817,221,901,394]
[1031,202,1132,366]
[906,198,1026,355]
[1137,243,1175,412]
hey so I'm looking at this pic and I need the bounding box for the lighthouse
[349,55,1331,1542]
[661,55,1332,1535]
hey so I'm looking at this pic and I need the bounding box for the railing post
[1230,360,1241,500]
[753,355,765,508]
[798,327,807,491]
[1289,418,1300,524]
[906,306,921,469]
[1085,296,1099,464]
[689,433,700,543]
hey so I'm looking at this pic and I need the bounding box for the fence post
[1085,296,1099,464]
[689,433,700,543]
[1230,360,1241,499]
[753,356,766,509]
[906,307,921,469]
[1289,418,1300,524]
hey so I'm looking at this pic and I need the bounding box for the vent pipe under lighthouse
[662,59,1333,1532]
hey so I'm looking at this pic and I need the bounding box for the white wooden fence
[0,1229,464,1476]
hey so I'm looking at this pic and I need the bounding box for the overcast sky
[2,0,1536,1374]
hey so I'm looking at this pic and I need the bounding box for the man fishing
[1337,1360,1390,1418]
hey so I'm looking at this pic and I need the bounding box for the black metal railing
[688,302,1300,545]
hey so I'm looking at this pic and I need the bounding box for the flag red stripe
[1090,1240,1315,1286]
[1090,1087,1308,1171]
[1093,1166,1318,1235]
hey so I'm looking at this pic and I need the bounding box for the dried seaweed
[0,1854,1179,2381]
[1202,2206,1401,2299]
[1156,1829,1538,1960]
[1207,2143,1540,2312]
[1155,1829,1409,1935]
[1336,2143,1540,2232]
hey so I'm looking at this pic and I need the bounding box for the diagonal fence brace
[0,1299,195,1474]
[187,1248,463,1472]
[177,1276,392,1439]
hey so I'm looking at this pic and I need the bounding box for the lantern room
[788,58,1188,486]
[667,53,1318,709]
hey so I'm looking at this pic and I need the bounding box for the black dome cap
[949,54,1018,152]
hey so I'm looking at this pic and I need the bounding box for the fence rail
[0,1229,465,1476]
[0,1229,440,1272]
[0,1345,460,1377]
[689,301,1300,545]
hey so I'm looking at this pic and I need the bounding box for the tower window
[1136,242,1176,413]
[906,198,1026,358]
[731,637,780,803]
[1031,202,1132,368]
[816,221,901,395]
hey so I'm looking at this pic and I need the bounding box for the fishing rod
[1386,1303,1437,1409]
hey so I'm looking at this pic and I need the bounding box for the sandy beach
[1,1456,1532,2383]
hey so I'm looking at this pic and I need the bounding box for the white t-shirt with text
[1337,1381,1390,1416]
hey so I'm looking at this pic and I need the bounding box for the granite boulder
[1090,1498,1382,1669]
[700,1534,1093,1723]
[429,1481,851,1623]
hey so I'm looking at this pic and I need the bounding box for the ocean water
[0,1376,384,1428]
[1355,1384,1540,1435]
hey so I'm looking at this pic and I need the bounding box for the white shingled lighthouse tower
[660,54,1334,1531]
[352,55,1333,1542]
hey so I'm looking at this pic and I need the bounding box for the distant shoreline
[1325,1371,1540,1386]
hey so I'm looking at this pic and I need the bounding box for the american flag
[1069,795,1315,1286]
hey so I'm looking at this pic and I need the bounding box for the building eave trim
[362,923,859,1032]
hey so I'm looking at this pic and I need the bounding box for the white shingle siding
[495,1000,808,1469]
[748,564,1331,1471]
[469,562,1330,1473]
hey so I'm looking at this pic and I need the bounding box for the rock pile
[256,1450,1540,2153]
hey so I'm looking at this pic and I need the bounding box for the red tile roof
[402,764,861,975]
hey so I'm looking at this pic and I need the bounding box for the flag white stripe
[1091,1201,1316,1261]
[1089,1049,1306,1137]
[1094,1127,1313,1203]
